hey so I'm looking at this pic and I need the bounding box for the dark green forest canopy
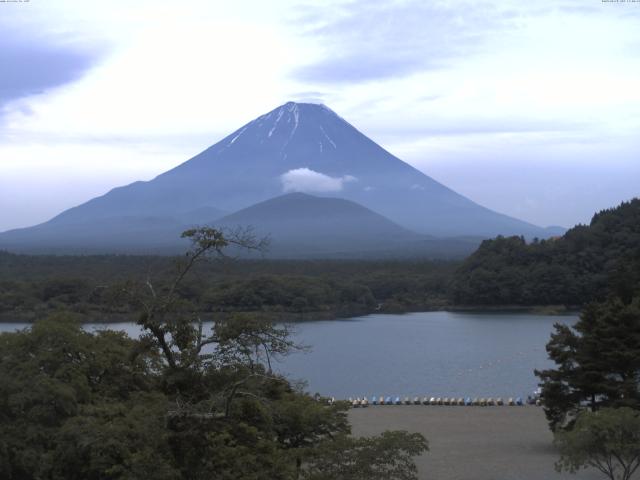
[2,198,639,318]
[0,254,456,321]
[0,315,428,480]
[451,199,640,306]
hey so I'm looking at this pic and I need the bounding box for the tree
[122,226,270,372]
[535,296,640,430]
[0,227,428,479]
[555,408,640,480]
[0,314,170,480]
[303,430,428,480]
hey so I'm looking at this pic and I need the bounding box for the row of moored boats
[334,396,540,408]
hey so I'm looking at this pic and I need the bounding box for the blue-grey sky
[1,0,639,231]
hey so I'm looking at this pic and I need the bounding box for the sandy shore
[349,406,603,480]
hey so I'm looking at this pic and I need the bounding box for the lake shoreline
[0,304,581,324]
[2,311,578,399]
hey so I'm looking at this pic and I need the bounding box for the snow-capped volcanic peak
[220,102,346,153]
[14,101,554,242]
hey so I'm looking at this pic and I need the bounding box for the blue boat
[385,396,393,405]
[394,396,401,405]
[371,396,378,405]
[465,397,472,406]
[515,397,523,406]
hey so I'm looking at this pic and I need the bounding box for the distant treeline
[2,199,638,320]
[0,254,456,321]
[451,199,640,306]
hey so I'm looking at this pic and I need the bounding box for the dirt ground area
[349,406,605,480]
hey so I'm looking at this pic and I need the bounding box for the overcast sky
[1,0,639,232]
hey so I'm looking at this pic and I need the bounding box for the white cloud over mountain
[280,168,357,194]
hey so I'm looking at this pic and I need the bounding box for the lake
[0,311,577,399]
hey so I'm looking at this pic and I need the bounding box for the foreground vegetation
[0,228,428,479]
[536,295,640,430]
[555,407,640,480]
[534,275,640,478]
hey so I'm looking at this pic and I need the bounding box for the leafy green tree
[0,227,429,479]
[536,296,640,430]
[303,431,428,480]
[555,408,640,480]
[0,314,163,479]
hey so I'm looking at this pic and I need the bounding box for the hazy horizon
[1,0,639,232]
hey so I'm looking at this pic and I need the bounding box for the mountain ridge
[0,101,562,255]
[214,192,482,259]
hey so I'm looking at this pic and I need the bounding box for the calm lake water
[0,311,577,399]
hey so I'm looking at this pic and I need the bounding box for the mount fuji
[0,102,561,256]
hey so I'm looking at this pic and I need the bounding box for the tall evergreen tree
[536,296,640,431]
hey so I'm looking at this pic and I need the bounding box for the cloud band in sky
[0,24,100,107]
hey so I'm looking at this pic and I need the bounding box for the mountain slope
[214,193,481,258]
[216,192,421,257]
[0,101,559,254]
[0,205,226,254]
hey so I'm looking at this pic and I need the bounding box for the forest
[1,199,639,322]
[0,253,455,322]
[451,199,640,306]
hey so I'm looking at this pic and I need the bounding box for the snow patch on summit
[227,126,248,146]
[268,109,284,138]
[319,126,336,149]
